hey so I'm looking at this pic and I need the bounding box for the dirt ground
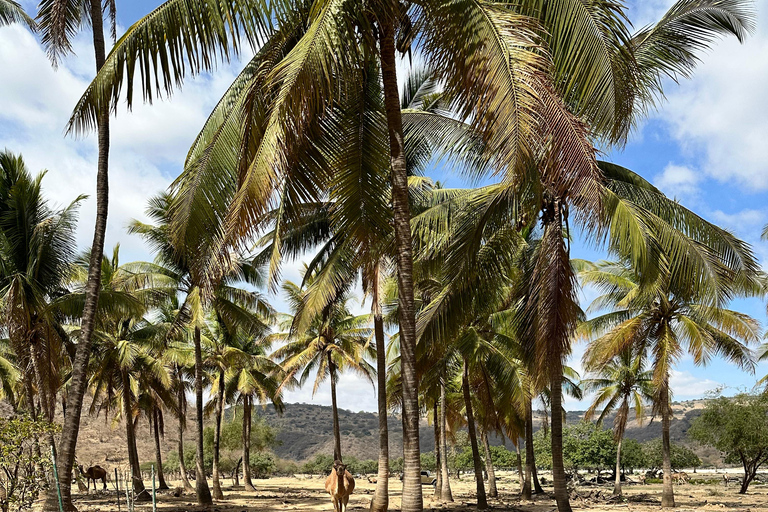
[66,471,768,512]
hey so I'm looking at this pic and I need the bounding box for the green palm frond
[0,0,35,29]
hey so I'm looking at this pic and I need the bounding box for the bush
[250,453,276,478]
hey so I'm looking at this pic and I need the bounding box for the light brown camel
[78,464,108,491]
[325,460,355,512]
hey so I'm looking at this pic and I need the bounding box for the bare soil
[65,470,768,512]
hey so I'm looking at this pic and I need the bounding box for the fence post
[151,465,157,512]
[114,468,121,512]
[49,446,64,512]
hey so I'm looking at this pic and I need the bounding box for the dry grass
[64,470,768,512]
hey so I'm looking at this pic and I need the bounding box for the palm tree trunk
[378,18,422,512]
[462,358,487,509]
[532,461,544,494]
[243,395,255,491]
[522,398,534,499]
[439,381,453,502]
[550,371,572,512]
[482,430,497,498]
[122,370,149,501]
[212,368,225,499]
[52,1,111,509]
[329,353,343,462]
[370,269,389,512]
[660,378,675,507]
[194,325,213,505]
[153,408,169,490]
[613,435,623,496]
[434,400,442,498]
[515,442,524,493]
[176,373,194,493]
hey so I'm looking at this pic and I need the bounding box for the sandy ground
[65,471,768,512]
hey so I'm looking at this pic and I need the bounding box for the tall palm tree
[130,193,272,504]
[581,258,759,507]
[274,280,374,462]
[36,0,118,505]
[202,304,271,500]
[580,343,653,496]
[65,4,635,508]
[65,2,756,509]
[0,151,82,427]
[58,244,172,501]
[0,0,34,27]
[226,326,285,491]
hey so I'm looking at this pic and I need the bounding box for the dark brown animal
[78,464,108,491]
[325,460,355,512]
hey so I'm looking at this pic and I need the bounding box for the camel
[78,464,108,491]
[325,460,355,512]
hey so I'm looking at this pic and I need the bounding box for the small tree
[620,439,646,474]
[642,440,701,473]
[689,394,768,493]
[0,417,60,510]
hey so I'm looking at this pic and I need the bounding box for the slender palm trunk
[176,373,194,493]
[329,354,343,461]
[212,368,225,499]
[482,431,497,498]
[613,436,623,496]
[515,442,524,493]
[522,398,534,499]
[122,370,148,501]
[660,378,674,507]
[243,395,255,491]
[550,372,572,512]
[439,381,453,502]
[378,18,421,512]
[194,326,213,505]
[153,408,169,490]
[433,401,442,498]
[370,270,389,512]
[52,1,111,509]
[532,460,544,494]
[462,358,487,509]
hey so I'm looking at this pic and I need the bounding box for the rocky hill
[1,398,713,468]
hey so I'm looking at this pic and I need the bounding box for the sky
[1,0,768,413]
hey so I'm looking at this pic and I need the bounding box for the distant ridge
[0,398,716,467]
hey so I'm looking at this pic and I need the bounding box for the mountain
[1,398,714,467]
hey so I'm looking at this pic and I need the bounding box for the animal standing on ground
[78,464,108,491]
[723,473,730,487]
[325,460,355,512]
[671,472,689,485]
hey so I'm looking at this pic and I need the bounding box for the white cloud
[657,0,768,190]
[710,209,766,230]
[669,370,722,399]
[0,24,244,264]
[653,163,701,202]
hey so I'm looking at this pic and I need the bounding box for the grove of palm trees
[1,0,768,511]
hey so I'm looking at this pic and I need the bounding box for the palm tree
[36,0,118,504]
[580,258,759,507]
[59,244,172,501]
[65,4,634,507]
[0,151,83,427]
[0,0,34,27]
[66,2,756,509]
[580,344,653,496]
[85,316,171,501]
[130,194,273,504]
[274,280,374,462]
[202,304,271,500]
[226,327,285,491]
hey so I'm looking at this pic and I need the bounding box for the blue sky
[1,0,768,412]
